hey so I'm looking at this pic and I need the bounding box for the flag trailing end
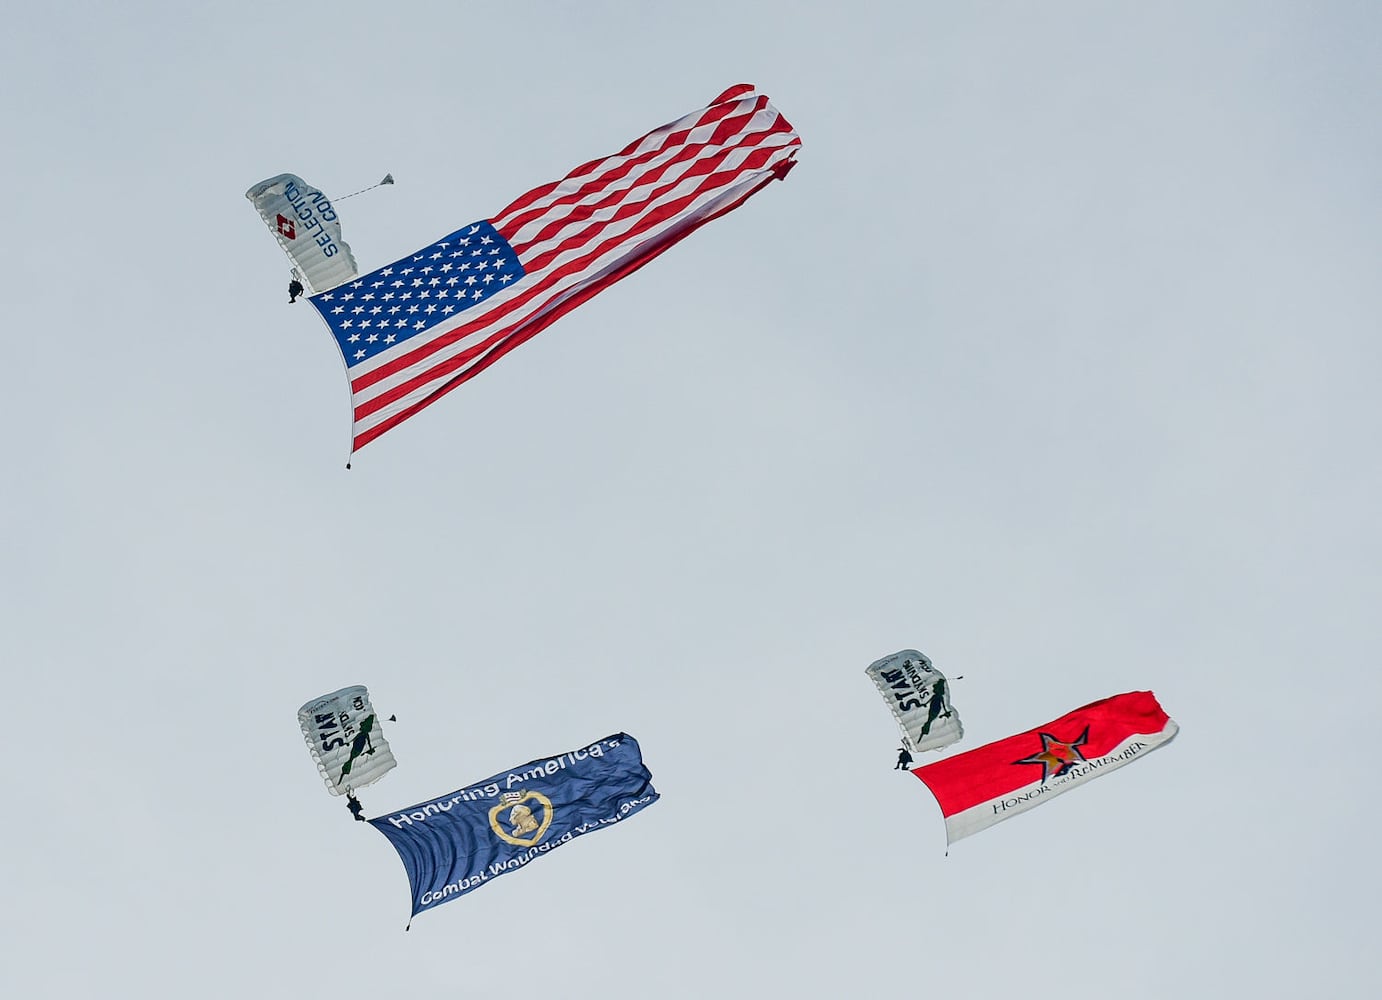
[309,83,801,455]
[913,691,1178,844]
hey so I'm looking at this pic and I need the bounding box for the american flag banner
[309,84,801,457]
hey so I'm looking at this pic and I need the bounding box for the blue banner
[370,733,658,915]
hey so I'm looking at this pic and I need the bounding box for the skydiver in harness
[346,791,365,822]
[895,746,914,770]
[288,274,305,303]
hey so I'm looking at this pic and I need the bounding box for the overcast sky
[3,2,1379,996]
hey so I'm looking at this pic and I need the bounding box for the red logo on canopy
[276,214,296,239]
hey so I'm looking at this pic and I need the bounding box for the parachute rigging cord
[334,173,395,203]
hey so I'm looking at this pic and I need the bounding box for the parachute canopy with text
[297,685,396,796]
[246,173,360,294]
[865,650,963,754]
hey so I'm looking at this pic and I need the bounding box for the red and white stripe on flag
[346,84,800,453]
[913,691,1178,844]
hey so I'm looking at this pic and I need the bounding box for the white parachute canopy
[865,650,963,754]
[297,685,396,796]
[245,173,359,294]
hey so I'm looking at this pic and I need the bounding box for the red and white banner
[913,691,1177,843]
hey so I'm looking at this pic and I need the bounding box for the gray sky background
[3,2,1379,996]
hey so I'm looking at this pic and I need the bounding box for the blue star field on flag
[311,222,525,368]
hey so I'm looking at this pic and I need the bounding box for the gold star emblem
[1014,726,1089,781]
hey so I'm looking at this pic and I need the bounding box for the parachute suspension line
[334,173,395,203]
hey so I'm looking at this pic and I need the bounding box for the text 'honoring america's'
[370,733,658,916]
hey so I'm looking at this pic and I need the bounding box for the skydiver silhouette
[895,746,914,770]
[346,792,365,822]
[288,277,304,303]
